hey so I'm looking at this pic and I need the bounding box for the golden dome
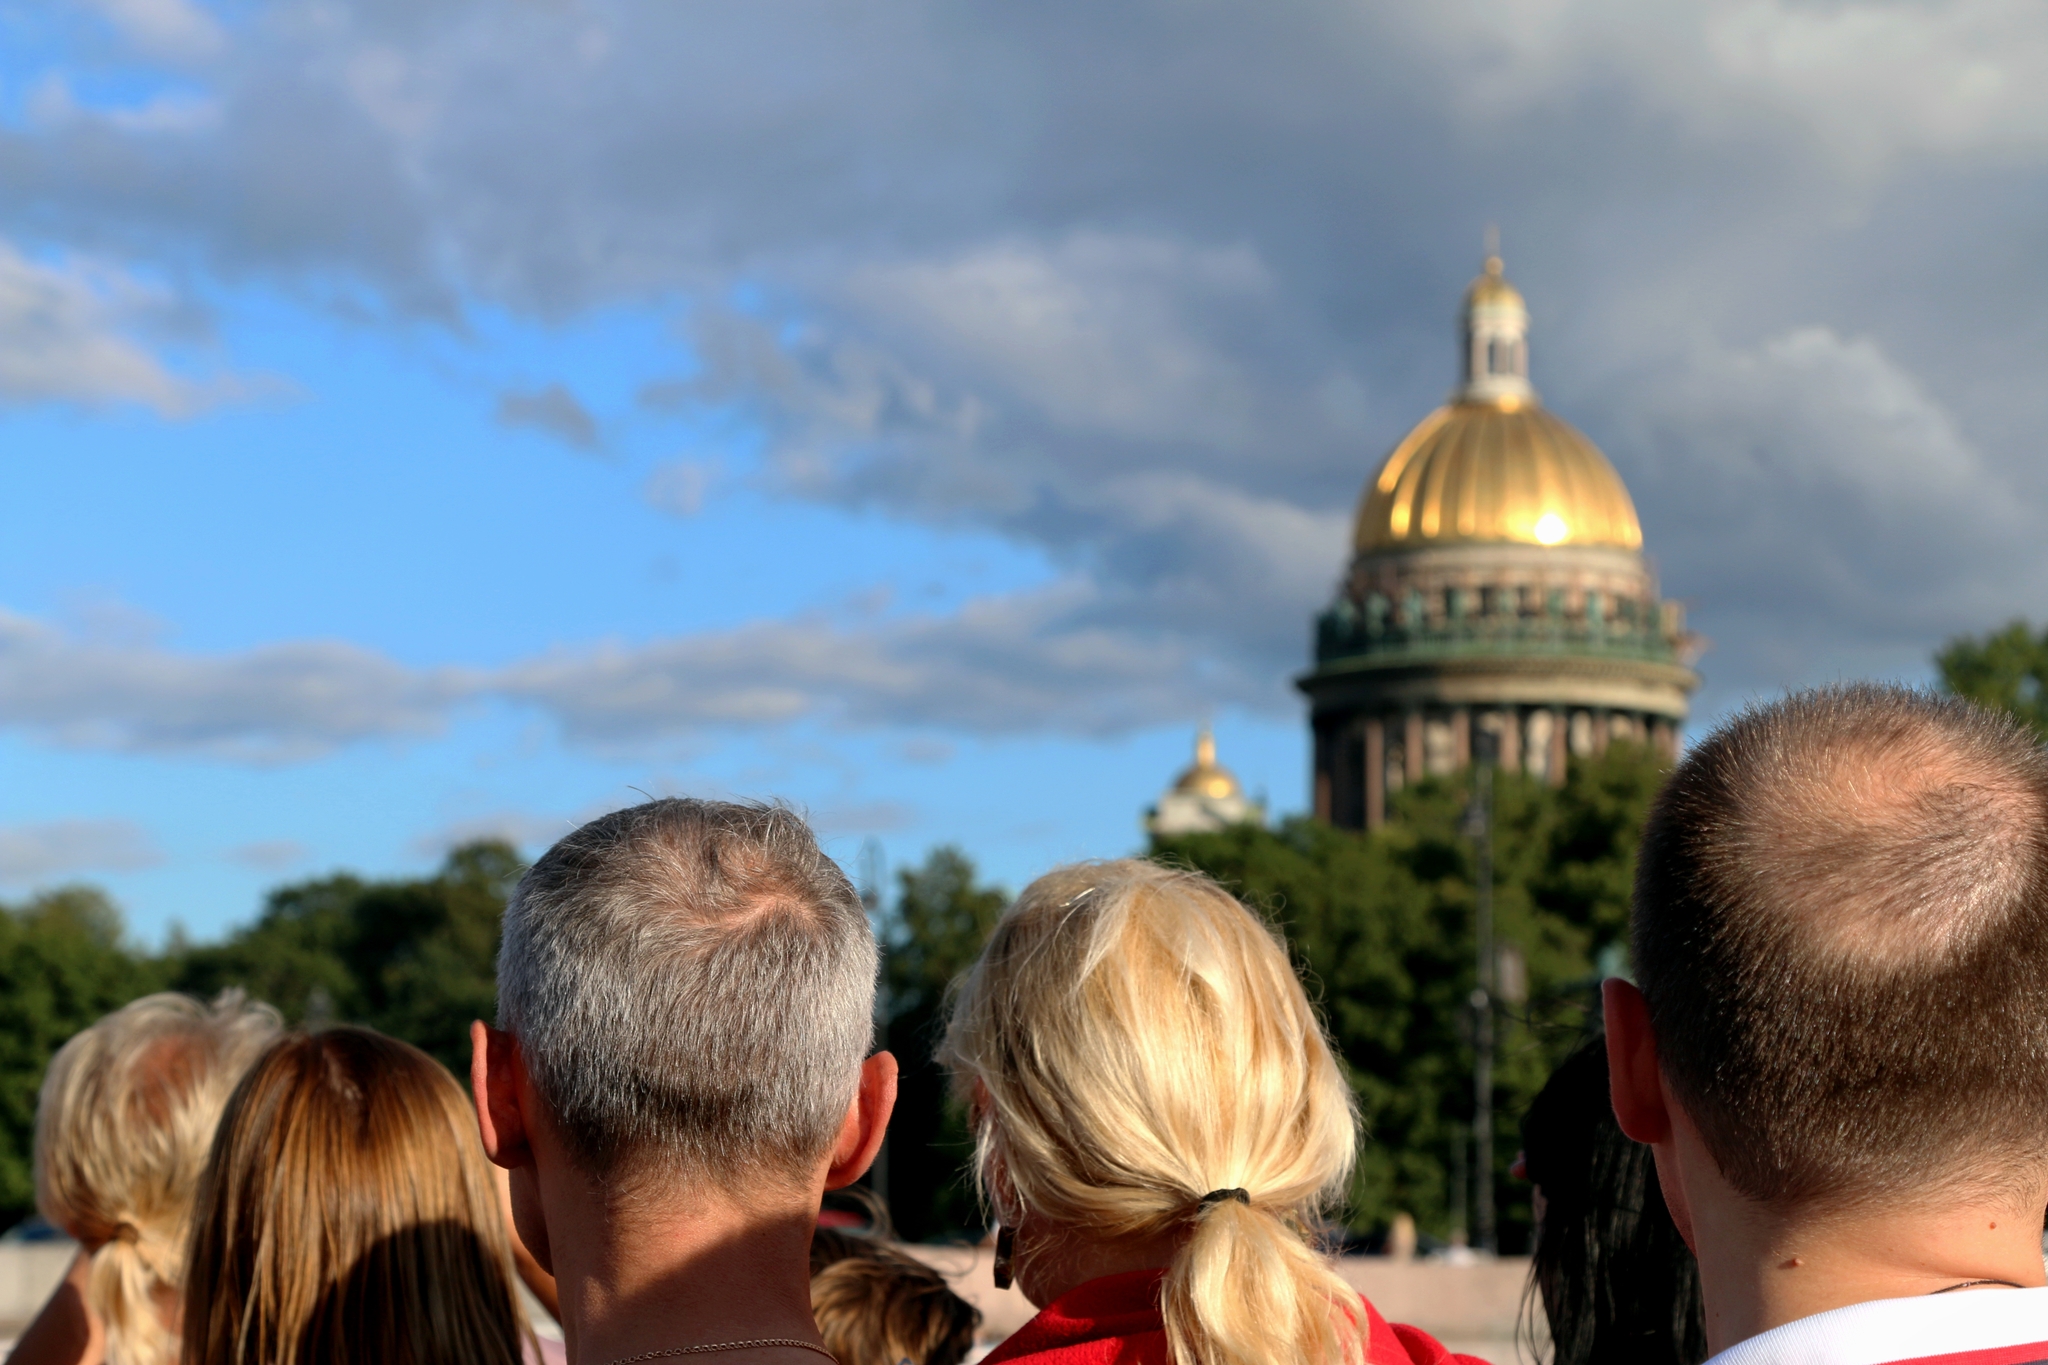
[1465,255,1524,310]
[1171,728,1243,800]
[1354,400,1643,553]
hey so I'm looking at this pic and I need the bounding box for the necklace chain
[1929,1278,2026,1295]
[603,1339,838,1365]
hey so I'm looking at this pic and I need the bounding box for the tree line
[1,620,2041,1242]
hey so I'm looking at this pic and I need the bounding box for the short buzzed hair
[497,799,877,1187]
[1634,684,2048,1208]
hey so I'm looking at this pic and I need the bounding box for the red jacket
[981,1267,1491,1365]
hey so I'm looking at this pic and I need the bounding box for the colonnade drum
[1297,253,1699,829]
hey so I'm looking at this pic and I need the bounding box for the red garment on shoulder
[981,1268,1491,1365]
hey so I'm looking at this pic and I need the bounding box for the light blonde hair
[181,1027,528,1365]
[943,860,1363,1365]
[35,990,281,1365]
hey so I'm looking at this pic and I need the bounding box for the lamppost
[1464,733,1497,1254]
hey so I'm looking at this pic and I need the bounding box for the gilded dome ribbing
[1353,399,1643,553]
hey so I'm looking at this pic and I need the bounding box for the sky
[5,0,2048,943]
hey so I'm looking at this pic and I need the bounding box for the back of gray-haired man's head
[497,798,877,1186]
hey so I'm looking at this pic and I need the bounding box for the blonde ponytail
[85,1224,181,1365]
[942,861,1364,1365]
[35,991,280,1365]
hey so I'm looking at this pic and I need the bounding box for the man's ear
[824,1051,899,1190]
[1603,978,1672,1145]
[471,1020,533,1170]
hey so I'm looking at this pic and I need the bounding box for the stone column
[1365,717,1386,830]
[1452,708,1471,770]
[1405,711,1424,784]
[1550,708,1569,787]
[1498,709,1522,775]
[1651,719,1677,762]
[1312,718,1333,822]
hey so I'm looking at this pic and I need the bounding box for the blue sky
[6,0,2047,942]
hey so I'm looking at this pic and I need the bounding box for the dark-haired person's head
[1606,684,2048,1357]
[469,798,897,1365]
[1521,1036,1705,1365]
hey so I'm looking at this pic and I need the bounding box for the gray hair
[497,798,878,1185]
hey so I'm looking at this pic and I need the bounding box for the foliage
[1938,619,2048,739]
[170,842,522,1075]
[875,847,1009,1242]
[1154,743,1668,1252]
[0,888,167,1219]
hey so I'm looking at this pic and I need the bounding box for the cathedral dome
[1171,727,1243,800]
[1353,252,1642,554]
[1353,400,1643,553]
[1149,728,1262,837]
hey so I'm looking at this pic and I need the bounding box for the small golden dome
[1354,400,1643,553]
[1172,728,1243,800]
[1465,255,1525,310]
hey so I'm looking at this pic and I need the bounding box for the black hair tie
[1198,1187,1250,1210]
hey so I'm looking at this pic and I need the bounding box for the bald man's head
[1635,685,2048,1210]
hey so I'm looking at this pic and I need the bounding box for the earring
[993,1225,1016,1290]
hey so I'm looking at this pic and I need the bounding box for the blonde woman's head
[942,860,1362,1365]
[35,990,281,1365]
[181,1026,527,1365]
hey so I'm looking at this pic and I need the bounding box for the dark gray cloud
[7,0,2048,735]
[496,382,601,452]
[0,818,164,884]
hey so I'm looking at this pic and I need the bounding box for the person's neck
[539,1161,826,1365]
[1675,1134,2048,1353]
[1013,1217,1189,1310]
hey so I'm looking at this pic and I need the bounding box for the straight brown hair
[182,1027,529,1365]
[1633,684,2048,1208]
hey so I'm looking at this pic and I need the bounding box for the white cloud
[497,382,601,452]
[643,459,716,517]
[0,609,466,761]
[493,580,1237,744]
[79,0,224,60]
[227,839,309,871]
[0,819,163,884]
[412,810,590,858]
[0,242,221,413]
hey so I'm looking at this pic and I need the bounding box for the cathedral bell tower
[1297,252,1700,828]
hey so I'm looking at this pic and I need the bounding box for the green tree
[1938,620,2048,739]
[876,847,1008,1242]
[1154,743,1668,1252]
[0,888,165,1219]
[171,841,522,1073]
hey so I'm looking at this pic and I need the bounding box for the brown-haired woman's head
[181,1026,527,1365]
[36,990,281,1365]
[942,859,1363,1365]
